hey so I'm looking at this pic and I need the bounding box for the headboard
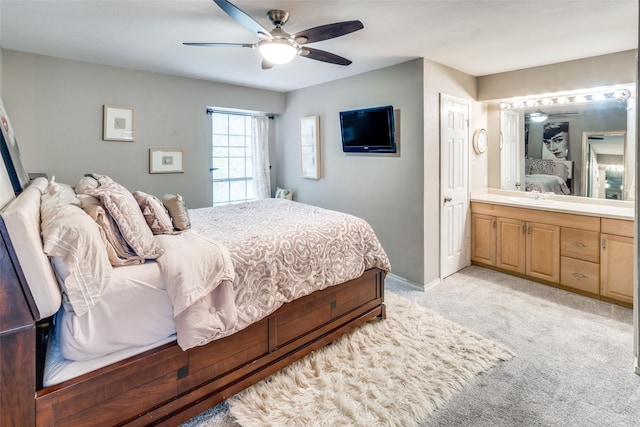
[525,158,574,193]
[0,178,62,320]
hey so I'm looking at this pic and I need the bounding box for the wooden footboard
[0,217,385,426]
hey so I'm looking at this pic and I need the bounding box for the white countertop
[471,189,635,220]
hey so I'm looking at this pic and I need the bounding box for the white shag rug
[185,293,514,427]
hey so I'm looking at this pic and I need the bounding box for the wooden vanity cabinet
[471,213,496,266]
[600,218,634,305]
[471,203,560,283]
[496,217,525,273]
[560,227,600,295]
[471,201,633,307]
[526,222,560,283]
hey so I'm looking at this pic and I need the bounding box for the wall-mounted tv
[339,105,396,153]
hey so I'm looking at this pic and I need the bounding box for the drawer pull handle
[571,242,586,247]
[572,272,586,279]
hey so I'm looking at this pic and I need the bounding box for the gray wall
[2,49,285,208]
[3,50,427,285]
[477,50,637,101]
[277,60,425,284]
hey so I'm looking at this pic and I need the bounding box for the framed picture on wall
[103,105,135,141]
[149,148,184,173]
[300,115,320,179]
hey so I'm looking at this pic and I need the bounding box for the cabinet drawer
[560,256,599,295]
[561,228,599,263]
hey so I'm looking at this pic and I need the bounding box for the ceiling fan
[184,0,364,69]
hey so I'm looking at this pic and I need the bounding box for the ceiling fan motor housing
[268,10,289,27]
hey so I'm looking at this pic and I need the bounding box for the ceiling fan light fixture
[529,110,548,122]
[258,39,299,64]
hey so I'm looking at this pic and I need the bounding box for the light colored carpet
[181,292,513,427]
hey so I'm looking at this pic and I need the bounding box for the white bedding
[56,262,175,361]
[525,173,571,195]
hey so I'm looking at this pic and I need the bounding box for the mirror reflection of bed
[524,158,573,195]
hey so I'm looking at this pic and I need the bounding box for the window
[210,112,255,206]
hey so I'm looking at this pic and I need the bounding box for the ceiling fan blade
[300,47,352,66]
[294,20,364,45]
[213,0,273,40]
[183,42,254,48]
[261,59,275,70]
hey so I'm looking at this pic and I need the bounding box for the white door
[440,95,470,278]
[500,110,522,190]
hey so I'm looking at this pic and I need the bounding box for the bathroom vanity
[471,190,634,307]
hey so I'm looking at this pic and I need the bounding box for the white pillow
[41,189,112,316]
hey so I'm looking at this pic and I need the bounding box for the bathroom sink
[509,197,559,205]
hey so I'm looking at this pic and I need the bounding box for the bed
[0,174,390,426]
[524,158,573,195]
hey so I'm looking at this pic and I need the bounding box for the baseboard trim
[385,273,425,291]
[423,277,442,291]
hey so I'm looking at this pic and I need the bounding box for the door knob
[443,196,452,203]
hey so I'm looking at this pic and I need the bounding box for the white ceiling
[0,0,637,93]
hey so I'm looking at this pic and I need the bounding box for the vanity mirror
[499,85,634,200]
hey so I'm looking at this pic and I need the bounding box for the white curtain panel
[251,116,271,200]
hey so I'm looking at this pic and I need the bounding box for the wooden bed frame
[0,217,386,426]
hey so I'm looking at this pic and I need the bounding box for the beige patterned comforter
[188,199,391,336]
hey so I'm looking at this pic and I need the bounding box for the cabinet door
[496,217,525,273]
[600,234,634,305]
[526,222,560,283]
[471,213,496,265]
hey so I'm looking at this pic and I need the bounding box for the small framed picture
[103,105,135,141]
[149,149,184,174]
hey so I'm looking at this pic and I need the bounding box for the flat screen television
[339,105,396,153]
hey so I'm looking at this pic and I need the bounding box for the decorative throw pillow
[82,174,163,259]
[77,194,144,266]
[275,187,293,200]
[40,202,112,317]
[163,193,191,231]
[133,191,175,235]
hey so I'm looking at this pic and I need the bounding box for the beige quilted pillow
[133,191,175,235]
[82,174,162,259]
[78,194,145,266]
[163,193,191,231]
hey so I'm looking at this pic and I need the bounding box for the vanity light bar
[499,89,631,110]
